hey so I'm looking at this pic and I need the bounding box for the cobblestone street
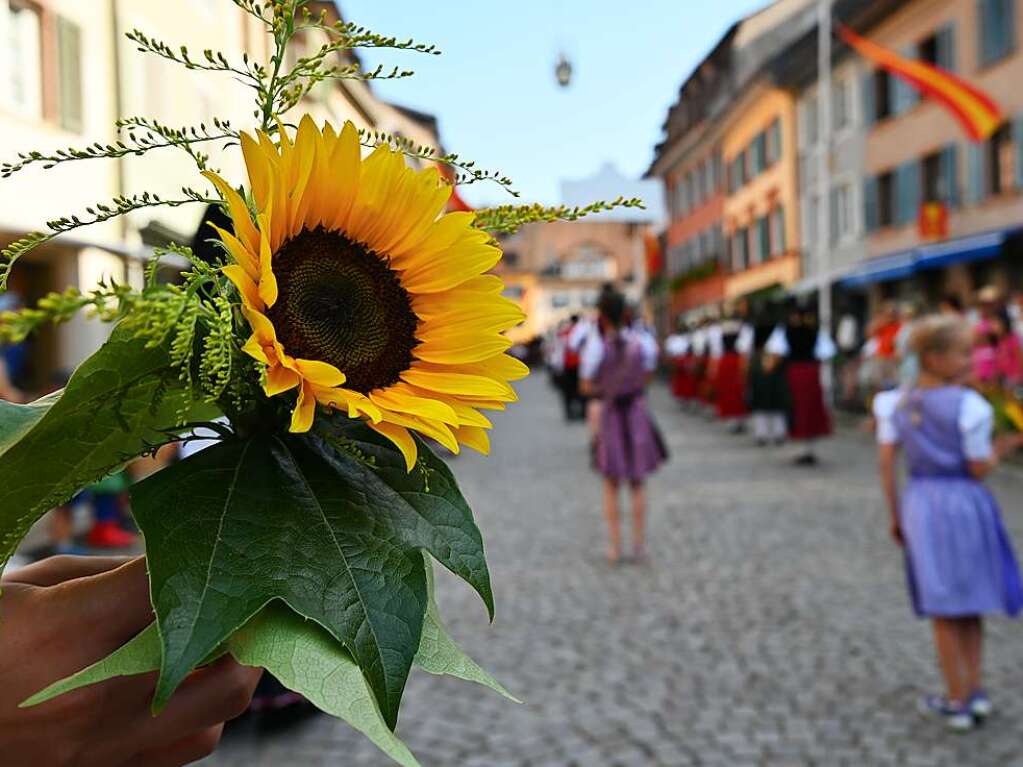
[204,375,1023,767]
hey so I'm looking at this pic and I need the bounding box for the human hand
[0,556,262,766]
[889,519,904,547]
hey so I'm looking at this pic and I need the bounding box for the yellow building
[721,79,802,301]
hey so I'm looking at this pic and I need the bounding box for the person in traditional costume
[874,315,1023,731]
[580,288,666,564]
[767,306,835,465]
[747,319,789,447]
[710,313,752,432]
[666,323,697,407]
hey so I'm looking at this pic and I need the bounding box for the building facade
[843,0,1023,308]
[0,0,443,389]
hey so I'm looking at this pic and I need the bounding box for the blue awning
[839,250,916,288]
[915,230,1006,270]
[839,225,1022,290]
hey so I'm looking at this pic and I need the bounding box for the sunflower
[204,116,527,470]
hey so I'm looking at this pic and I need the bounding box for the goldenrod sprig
[474,198,647,235]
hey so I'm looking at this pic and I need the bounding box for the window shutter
[893,46,919,114]
[861,71,876,126]
[905,160,922,224]
[941,144,961,206]
[56,17,83,133]
[936,22,957,71]
[863,176,880,231]
[966,141,987,203]
[1013,113,1023,189]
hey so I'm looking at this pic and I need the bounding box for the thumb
[48,557,154,650]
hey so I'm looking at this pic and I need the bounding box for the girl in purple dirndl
[875,316,1023,731]
[580,289,666,564]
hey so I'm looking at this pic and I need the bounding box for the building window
[766,118,782,164]
[919,23,957,70]
[755,216,771,263]
[770,207,786,255]
[988,123,1013,195]
[878,170,896,228]
[978,0,1016,67]
[4,1,43,119]
[833,78,851,131]
[731,228,749,272]
[750,132,767,175]
[873,70,892,121]
[834,182,855,241]
[803,95,819,146]
[56,16,83,132]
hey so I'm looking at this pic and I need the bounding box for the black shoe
[756,439,768,447]
[794,453,818,466]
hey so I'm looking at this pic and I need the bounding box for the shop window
[978,0,1016,67]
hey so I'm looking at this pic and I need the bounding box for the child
[580,288,665,564]
[874,315,1023,731]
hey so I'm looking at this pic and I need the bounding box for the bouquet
[0,2,639,763]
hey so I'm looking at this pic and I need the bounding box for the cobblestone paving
[204,375,1023,767]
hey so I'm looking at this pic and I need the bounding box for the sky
[344,0,768,209]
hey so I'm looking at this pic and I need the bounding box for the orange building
[721,80,803,301]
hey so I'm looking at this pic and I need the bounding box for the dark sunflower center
[266,226,418,394]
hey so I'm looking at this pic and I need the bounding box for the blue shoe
[968,690,993,719]
[919,696,974,732]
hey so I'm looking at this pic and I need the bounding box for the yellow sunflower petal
[240,132,269,207]
[289,115,319,231]
[400,239,503,294]
[368,421,418,471]
[294,359,346,387]
[256,213,278,307]
[326,121,362,232]
[266,364,302,396]
[453,425,490,455]
[222,265,262,311]
[400,368,512,398]
[313,386,384,423]
[415,333,513,364]
[382,411,460,454]
[202,171,260,253]
[210,225,260,281]
[369,387,460,426]
[417,354,530,383]
[290,382,317,433]
[241,333,270,364]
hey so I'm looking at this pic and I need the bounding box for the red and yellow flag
[837,24,1003,141]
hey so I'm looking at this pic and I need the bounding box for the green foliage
[129,427,492,727]
[0,324,195,568]
[669,261,719,292]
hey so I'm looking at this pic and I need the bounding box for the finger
[2,555,136,587]
[129,657,261,753]
[123,724,224,767]
[45,558,154,655]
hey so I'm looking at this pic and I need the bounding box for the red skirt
[786,361,831,440]
[715,352,748,418]
[671,355,697,400]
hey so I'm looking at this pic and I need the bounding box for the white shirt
[764,325,837,361]
[665,333,690,357]
[580,328,658,381]
[873,388,994,460]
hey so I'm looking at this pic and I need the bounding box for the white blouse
[872,388,994,460]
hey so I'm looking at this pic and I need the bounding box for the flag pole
[816,0,834,393]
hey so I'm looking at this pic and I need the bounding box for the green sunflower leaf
[229,603,421,767]
[415,555,518,703]
[317,417,494,619]
[0,324,191,567]
[20,624,161,708]
[130,434,432,729]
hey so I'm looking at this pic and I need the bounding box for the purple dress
[595,336,666,481]
[892,387,1023,618]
